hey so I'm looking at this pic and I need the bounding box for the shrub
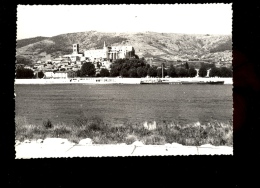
[124,134,138,145]
[100,68,110,77]
[87,117,107,131]
[73,116,107,132]
[43,119,53,129]
[37,71,44,78]
[142,135,166,145]
[73,117,88,127]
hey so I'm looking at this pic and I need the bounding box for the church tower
[103,41,109,59]
[72,44,79,54]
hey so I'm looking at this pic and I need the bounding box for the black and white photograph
[15,4,233,158]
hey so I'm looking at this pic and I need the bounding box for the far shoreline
[15,77,233,85]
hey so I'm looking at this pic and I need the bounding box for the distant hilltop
[16,31,232,67]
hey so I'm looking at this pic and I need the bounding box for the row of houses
[43,70,77,79]
[17,45,114,79]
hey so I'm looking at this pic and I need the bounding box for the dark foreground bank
[15,116,233,146]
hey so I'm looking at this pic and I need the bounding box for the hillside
[16,36,49,48]
[16,31,232,67]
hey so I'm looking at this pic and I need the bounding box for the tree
[219,67,232,77]
[188,67,197,77]
[198,66,207,77]
[100,68,110,77]
[134,54,139,59]
[147,67,157,77]
[145,64,150,70]
[137,67,147,78]
[81,62,96,77]
[167,65,177,77]
[177,68,188,77]
[38,71,44,78]
[185,62,189,70]
[128,67,138,78]
[209,67,220,77]
[120,68,129,77]
[76,70,81,77]
[16,67,34,79]
[122,62,130,70]
[96,62,101,69]
[110,67,119,77]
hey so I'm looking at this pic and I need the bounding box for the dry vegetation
[15,116,233,146]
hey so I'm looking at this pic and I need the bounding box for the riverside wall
[15,77,233,85]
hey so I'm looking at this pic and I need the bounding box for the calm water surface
[15,84,233,125]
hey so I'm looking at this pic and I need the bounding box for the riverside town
[15,41,232,85]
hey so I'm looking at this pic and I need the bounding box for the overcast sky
[17,4,232,40]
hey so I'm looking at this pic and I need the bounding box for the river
[15,84,233,126]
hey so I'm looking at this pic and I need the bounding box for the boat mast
[162,63,164,78]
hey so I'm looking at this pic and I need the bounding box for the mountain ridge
[16,31,232,67]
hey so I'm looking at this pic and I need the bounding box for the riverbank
[15,116,233,146]
[15,77,233,85]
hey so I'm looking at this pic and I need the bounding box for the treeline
[15,59,232,79]
[16,67,34,79]
[209,67,232,77]
[15,66,45,79]
[79,59,198,78]
[78,59,232,78]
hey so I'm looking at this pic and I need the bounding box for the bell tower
[73,44,79,54]
[103,41,109,59]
